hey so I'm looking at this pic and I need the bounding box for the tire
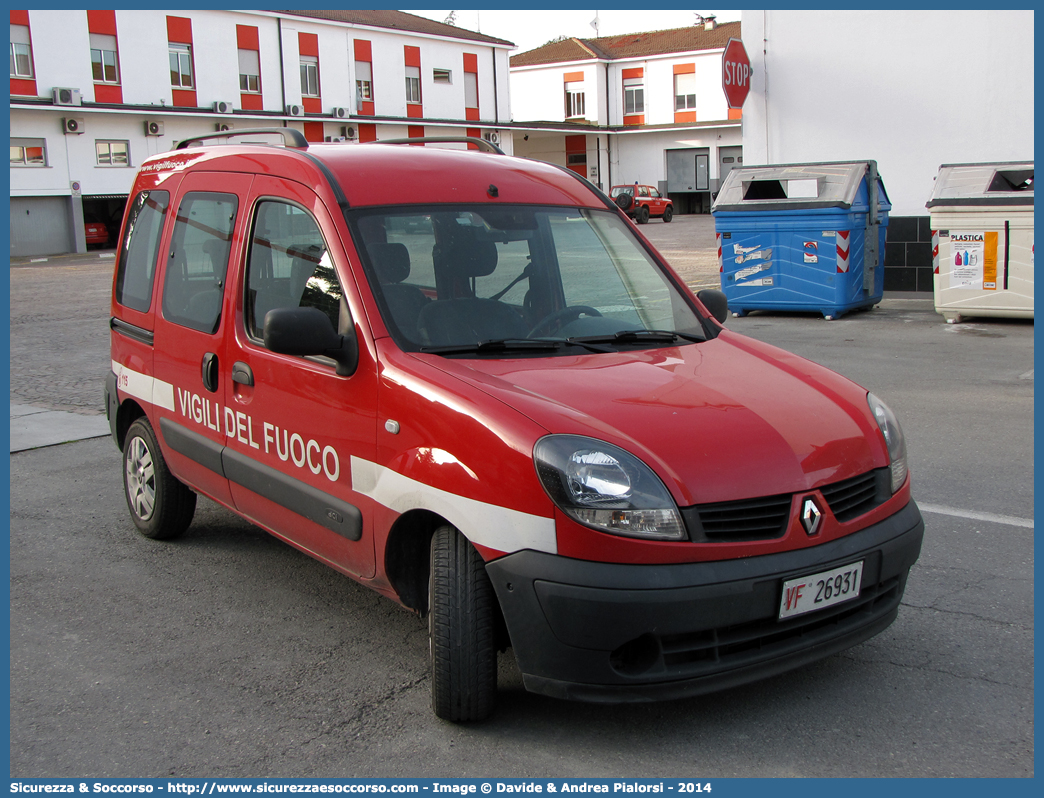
[122,418,196,540]
[662,206,674,223]
[636,205,650,224]
[429,524,497,721]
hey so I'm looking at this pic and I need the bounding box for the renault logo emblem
[801,498,823,536]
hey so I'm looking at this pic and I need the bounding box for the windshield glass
[348,205,706,355]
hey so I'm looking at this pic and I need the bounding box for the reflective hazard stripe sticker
[111,360,175,411]
[836,231,851,273]
[932,229,940,274]
[350,457,558,555]
[716,232,723,272]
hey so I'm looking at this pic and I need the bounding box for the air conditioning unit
[324,136,347,143]
[144,120,164,136]
[341,126,357,140]
[62,117,85,135]
[285,104,304,117]
[485,130,500,145]
[52,87,82,106]
[213,100,234,115]
[331,107,349,119]
[215,122,234,132]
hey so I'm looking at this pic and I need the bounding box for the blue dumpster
[712,161,890,320]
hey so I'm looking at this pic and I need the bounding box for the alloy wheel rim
[126,435,156,520]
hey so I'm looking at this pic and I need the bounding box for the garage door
[10,196,73,257]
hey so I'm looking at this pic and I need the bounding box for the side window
[161,192,237,333]
[114,189,170,312]
[245,201,341,342]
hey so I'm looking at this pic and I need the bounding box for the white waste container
[927,161,1033,323]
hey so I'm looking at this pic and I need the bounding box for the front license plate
[778,561,863,620]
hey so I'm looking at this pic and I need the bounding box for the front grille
[690,493,792,542]
[821,468,890,522]
[682,468,891,542]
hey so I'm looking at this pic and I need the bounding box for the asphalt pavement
[8,221,1034,777]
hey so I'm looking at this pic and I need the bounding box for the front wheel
[429,525,497,721]
[123,418,196,540]
[662,206,674,223]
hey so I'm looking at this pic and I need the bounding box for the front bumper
[486,500,923,703]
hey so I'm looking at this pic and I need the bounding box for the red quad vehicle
[105,129,923,721]
[610,183,674,223]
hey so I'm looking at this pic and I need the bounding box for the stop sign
[721,38,751,109]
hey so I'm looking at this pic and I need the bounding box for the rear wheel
[636,205,650,224]
[123,418,196,540]
[429,524,497,721]
[662,206,674,223]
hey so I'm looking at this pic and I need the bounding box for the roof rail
[176,127,308,150]
[369,136,504,155]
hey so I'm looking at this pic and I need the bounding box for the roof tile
[280,10,514,47]
[511,21,741,67]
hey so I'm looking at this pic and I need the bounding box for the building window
[674,72,696,111]
[169,42,193,88]
[405,65,421,104]
[90,33,119,83]
[624,78,644,115]
[433,68,451,84]
[356,60,372,102]
[238,48,260,93]
[300,55,319,97]
[10,23,33,78]
[464,71,478,109]
[96,140,129,166]
[10,138,45,166]
[565,82,585,118]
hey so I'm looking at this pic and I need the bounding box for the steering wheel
[528,305,602,337]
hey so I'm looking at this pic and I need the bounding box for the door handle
[201,352,219,393]
[231,361,254,387]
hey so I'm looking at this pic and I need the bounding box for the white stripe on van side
[351,456,557,555]
[111,360,176,412]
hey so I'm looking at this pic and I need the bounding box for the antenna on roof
[444,11,457,26]
[590,11,600,37]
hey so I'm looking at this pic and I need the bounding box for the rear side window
[161,192,238,333]
[244,201,341,341]
[114,190,169,312]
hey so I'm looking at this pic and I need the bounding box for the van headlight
[534,435,685,541]
[867,393,908,493]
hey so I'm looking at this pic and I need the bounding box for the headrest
[368,242,411,284]
[439,235,498,279]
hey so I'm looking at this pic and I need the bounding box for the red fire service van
[106,129,923,721]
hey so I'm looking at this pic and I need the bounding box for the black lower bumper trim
[486,501,923,702]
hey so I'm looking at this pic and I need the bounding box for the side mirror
[697,289,729,325]
[614,193,634,211]
[264,306,359,376]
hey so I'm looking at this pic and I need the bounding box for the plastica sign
[722,38,751,109]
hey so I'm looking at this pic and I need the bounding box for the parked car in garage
[610,184,674,223]
[84,218,109,248]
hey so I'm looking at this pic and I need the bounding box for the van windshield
[349,205,706,356]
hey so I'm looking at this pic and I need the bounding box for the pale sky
[402,9,742,55]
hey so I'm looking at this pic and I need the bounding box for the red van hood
[420,331,886,507]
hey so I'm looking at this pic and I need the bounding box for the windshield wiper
[420,337,615,356]
[421,339,564,356]
[569,329,705,346]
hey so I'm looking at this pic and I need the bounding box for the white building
[9,9,514,257]
[509,19,743,212]
[741,9,1034,291]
